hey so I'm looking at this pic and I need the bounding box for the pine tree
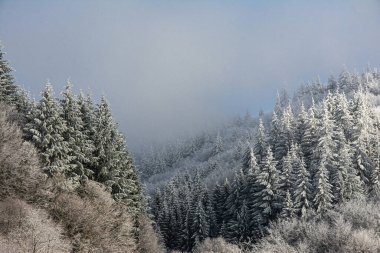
[302,98,318,170]
[312,101,335,213]
[255,118,267,164]
[212,178,231,236]
[369,126,380,196]
[350,89,374,185]
[293,157,311,217]
[295,103,308,145]
[242,144,259,212]
[60,83,93,181]
[230,200,251,243]
[242,143,257,174]
[205,192,217,238]
[331,128,350,203]
[276,105,295,163]
[334,92,353,139]
[212,182,227,235]
[270,111,281,159]
[279,150,293,198]
[191,199,209,247]
[224,169,246,239]
[0,45,18,105]
[92,97,119,185]
[252,147,279,224]
[112,131,142,212]
[213,131,224,155]
[313,159,333,213]
[25,83,70,176]
[77,92,97,170]
[280,190,295,219]
[338,68,352,91]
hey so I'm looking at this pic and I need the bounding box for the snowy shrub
[0,198,71,253]
[253,199,380,253]
[0,104,45,200]
[193,237,242,253]
[137,214,166,253]
[50,181,136,253]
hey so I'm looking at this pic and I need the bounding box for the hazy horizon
[1,0,380,150]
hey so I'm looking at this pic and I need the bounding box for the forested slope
[0,45,164,252]
[142,68,380,252]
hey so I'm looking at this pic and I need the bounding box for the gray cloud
[1,0,380,150]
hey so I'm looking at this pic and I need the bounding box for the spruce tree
[295,103,308,145]
[252,147,279,224]
[242,143,257,174]
[279,150,293,198]
[213,131,224,155]
[92,97,119,185]
[25,83,70,176]
[255,118,267,164]
[302,98,318,170]
[350,89,374,185]
[191,199,209,248]
[231,200,251,243]
[369,127,380,196]
[14,88,34,125]
[60,83,93,181]
[276,104,295,163]
[293,157,311,217]
[77,92,97,170]
[112,131,142,212]
[0,45,18,105]
[270,111,281,159]
[313,159,333,213]
[313,101,335,213]
[334,92,353,139]
[280,190,295,219]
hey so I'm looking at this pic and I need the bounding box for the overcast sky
[1,0,380,150]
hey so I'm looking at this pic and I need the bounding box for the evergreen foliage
[150,68,380,251]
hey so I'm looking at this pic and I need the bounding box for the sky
[1,0,380,151]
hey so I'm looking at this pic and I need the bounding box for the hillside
[0,46,164,252]
[140,68,380,252]
[1,42,380,252]
[139,68,380,190]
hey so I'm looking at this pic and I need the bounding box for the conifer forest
[0,1,380,252]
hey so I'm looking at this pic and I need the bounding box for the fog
[1,0,380,150]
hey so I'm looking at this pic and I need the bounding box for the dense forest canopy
[140,68,380,251]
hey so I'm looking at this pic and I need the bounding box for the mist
[1,0,380,150]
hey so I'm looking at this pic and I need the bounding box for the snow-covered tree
[280,190,295,219]
[295,103,308,145]
[350,89,374,185]
[25,83,70,176]
[112,131,142,212]
[77,92,98,170]
[302,98,318,169]
[269,111,281,159]
[92,97,119,184]
[252,147,279,224]
[312,101,335,213]
[0,45,18,105]
[276,104,295,163]
[60,83,93,181]
[212,131,224,155]
[313,159,333,214]
[293,157,311,217]
[254,118,267,164]
[191,199,209,247]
